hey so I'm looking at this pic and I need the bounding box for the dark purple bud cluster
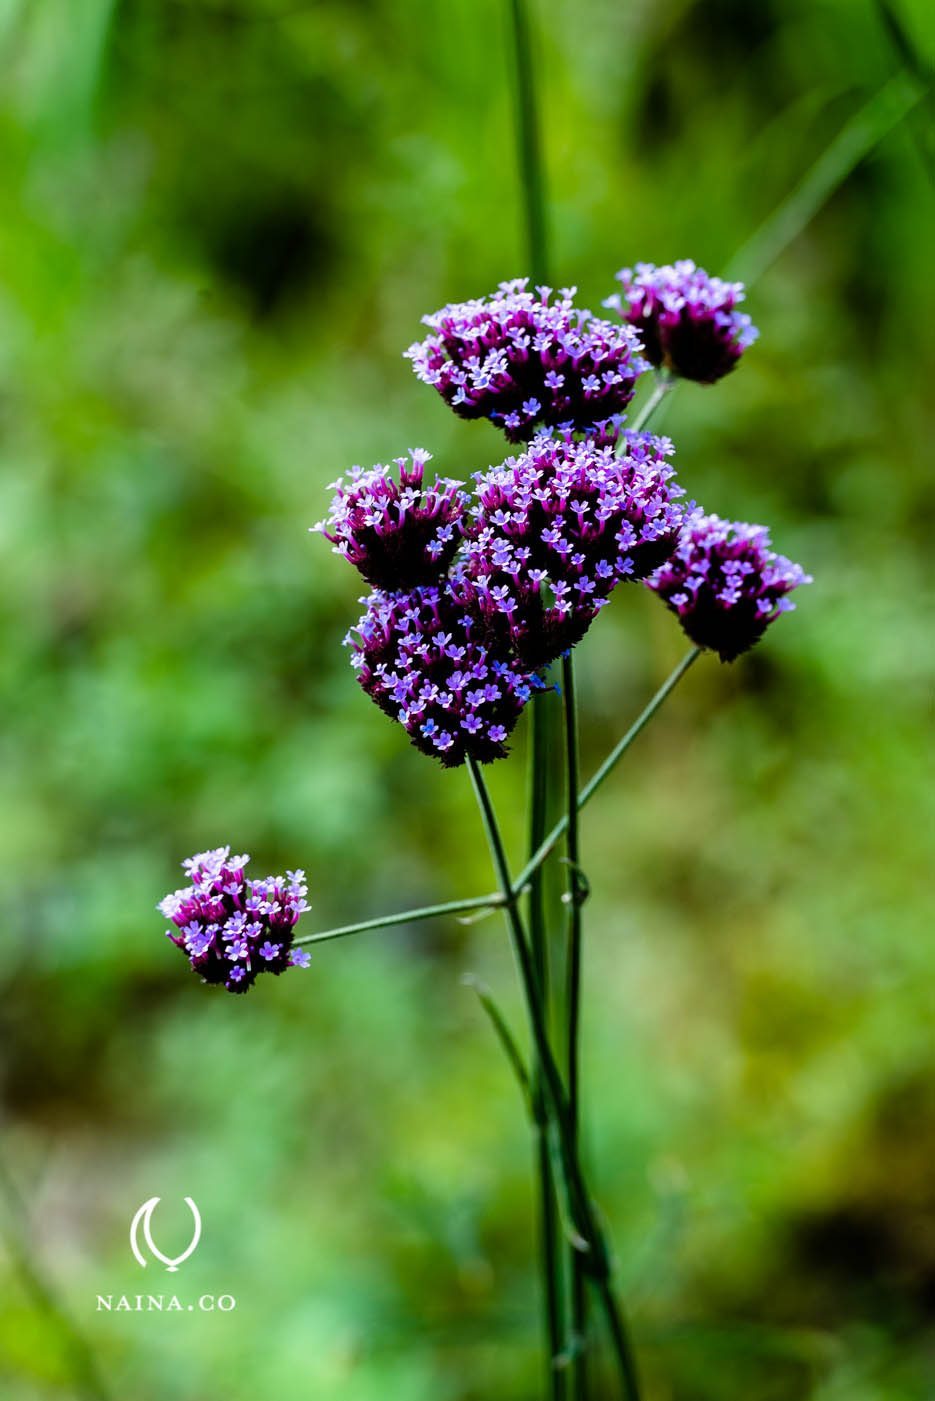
[405,279,647,442]
[314,448,467,591]
[646,511,811,661]
[347,586,543,767]
[159,847,311,993]
[605,261,757,385]
[453,432,685,669]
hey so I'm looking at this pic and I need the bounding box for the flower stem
[294,892,504,947]
[529,698,567,1397]
[513,647,701,895]
[562,656,584,1128]
[625,373,674,440]
[508,0,567,1387]
[509,0,549,286]
[466,756,642,1401]
[299,649,701,950]
[595,1278,643,1401]
[463,974,531,1107]
[562,652,589,1393]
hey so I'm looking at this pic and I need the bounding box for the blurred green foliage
[0,0,933,1397]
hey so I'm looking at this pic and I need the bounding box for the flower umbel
[158,847,311,993]
[314,448,467,591]
[454,431,685,668]
[646,510,811,661]
[406,279,647,442]
[347,584,543,766]
[606,260,757,384]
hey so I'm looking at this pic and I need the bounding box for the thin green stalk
[728,70,925,285]
[528,691,567,1395]
[299,650,700,950]
[473,737,566,1396]
[508,0,566,1386]
[624,373,673,439]
[463,974,531,1108]
[466,968,564,1391]
[509,0,548,285]
[466,756,642,1401]
[535,1125,565,1391]
[562,657,584,1130]
[575,647,701,812]
[294,893,503,947]
[562,652,589,1392]
[874,1,935,187]
[596,1278,643,1401]
[513,647,701,896]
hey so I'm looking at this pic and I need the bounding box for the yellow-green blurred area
[1,0,933,1397]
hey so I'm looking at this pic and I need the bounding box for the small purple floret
[646,511,811,661]
[453,431,685,668]
[158,847,311,994]
[405,279,647,442]
[605,261,757,384]
[346,584,544,767]
[313,448,467,591]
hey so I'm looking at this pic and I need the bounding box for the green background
[1,0,933,1397]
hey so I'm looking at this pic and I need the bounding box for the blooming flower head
[346,584,543,766]
[405,279,647,442]
[158,847,311,993]
[605,260,757,384]
[313,449,467,591]
[453,431,685,668]
[646,511,811,661]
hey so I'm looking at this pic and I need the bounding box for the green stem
[509,0,549,285]
[294,893,504,947]
[508,0,566,1387]
[299,649,701,950]
[535,1124,565,1390]
[472,741,567,1395]
[625,373,673,440]
[463,974,532,1108]
[727,71,925,285]
[562,656,584,1129]
[596,1278,643,1401]
[562,653,589,1392]
[527,690,567,1393]
[513,647,701,895]
[466,756,642,1401]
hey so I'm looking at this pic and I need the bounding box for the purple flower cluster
[453,432,685,668]
[317,261,807,764]
[605,261,757,384]
[158,847,311,993]
[646,511,811,661]
[406,279,647,442]
[347,586,542,766]
[314,449,467,591]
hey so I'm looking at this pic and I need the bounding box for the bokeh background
[1,0,933,1397]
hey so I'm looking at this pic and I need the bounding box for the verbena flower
[313,449,467,591]
[453,432,685,668]
[347,585,543,766]
[605,260,757,384]
[646,511,811,661]
[158,847,311,993]
[405,279,647,442]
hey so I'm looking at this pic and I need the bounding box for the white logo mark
[130,1198,202,1272]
